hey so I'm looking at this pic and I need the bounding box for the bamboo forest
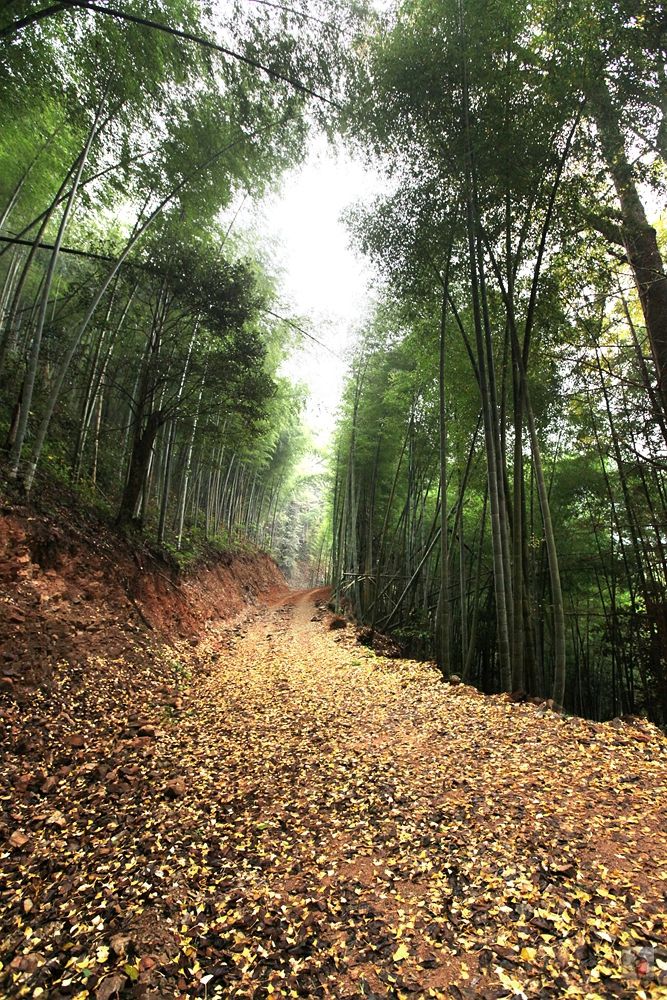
[3,0,662,722]
[329,0,667,724]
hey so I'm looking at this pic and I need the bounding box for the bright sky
[249,137,384,446]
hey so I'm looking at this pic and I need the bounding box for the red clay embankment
[0,500,286,694]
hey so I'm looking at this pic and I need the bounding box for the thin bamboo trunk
[8,100,105,474]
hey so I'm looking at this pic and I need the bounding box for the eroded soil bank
[0,501,286,691]
[1,503,666,1000]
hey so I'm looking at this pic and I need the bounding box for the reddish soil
[0,500,287,692]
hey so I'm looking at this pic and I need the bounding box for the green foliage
[0,0,362,571]
[330,0,667,722]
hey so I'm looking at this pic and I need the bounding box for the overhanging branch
[0,0,341,108]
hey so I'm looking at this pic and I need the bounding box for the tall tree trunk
[7,95,106,475]
[72,279,137,479]
[463,487,488,681]
[176,372,206,549]
[588,76,667,414]
[116,410,164,528]
[460,125,512,685]
[523,386,567,707]
[438,284,451,676]
[0,160,78,378]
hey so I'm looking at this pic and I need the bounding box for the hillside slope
[0,516,666,999]
[0,498,286,690]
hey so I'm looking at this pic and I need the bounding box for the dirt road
[2,590,666,999]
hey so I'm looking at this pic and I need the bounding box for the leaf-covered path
[2,589,667,999]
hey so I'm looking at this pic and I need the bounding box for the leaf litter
[1,588,666,999]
